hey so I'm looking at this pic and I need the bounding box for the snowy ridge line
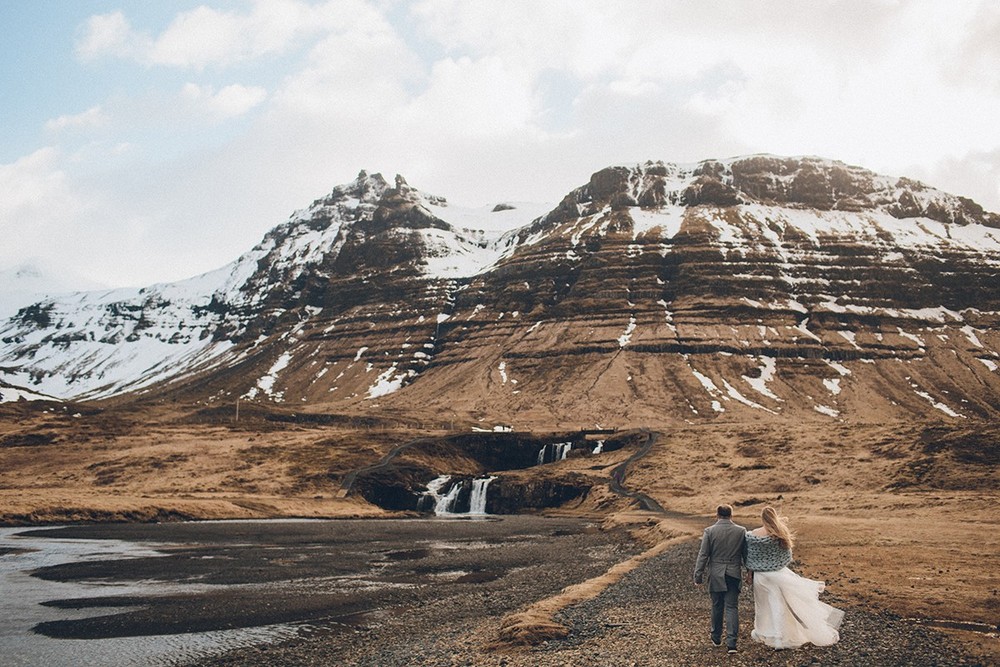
[3,158,1000,402]
[0,171,554,402]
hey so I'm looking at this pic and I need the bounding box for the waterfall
[536,442,573,465]
[435,479,464,515]
[468,476,496,515]
[420,475,464,515]
[420,475,496,516]
[556,442,572,460]
[592,439,604,454]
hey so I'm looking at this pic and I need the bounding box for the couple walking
[693,504,844,654]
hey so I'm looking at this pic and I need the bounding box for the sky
[2,0,999,290]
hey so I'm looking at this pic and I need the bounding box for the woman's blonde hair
[761,505,794,550]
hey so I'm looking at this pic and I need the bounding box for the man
[693,504,747,654]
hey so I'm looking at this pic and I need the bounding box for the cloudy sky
[2,0,999,289]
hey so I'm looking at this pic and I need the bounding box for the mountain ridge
[2,154,999,427]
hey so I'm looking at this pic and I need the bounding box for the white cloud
[0,148,74,221]
[945,2,1000,92]
[181,83,268,118]
[409,1,1000,206]
[150,2,302,68]
[74,11,146,61]
[14,0,999,291]
[0,145,243,288]
[75,0,358,69]
[401,56,539,137]
[272,4,419,117]
[911,149,1000,213]
[411,1,634,79]
[0,148,104,280]
[44,106,107,133]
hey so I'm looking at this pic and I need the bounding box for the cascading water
[468,476,496,515]
[536,442,573,465]
[435,480,464,515]
[592,440,604,454]
[419,475,496,516]
[420,475,464,515]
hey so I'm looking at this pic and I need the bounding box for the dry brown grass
[493,529,689,648]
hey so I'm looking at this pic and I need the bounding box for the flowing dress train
[751,566,844,649]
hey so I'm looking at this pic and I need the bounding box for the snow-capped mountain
[0,262,105,319]
[0,171,549,402]
[2,156,999,426]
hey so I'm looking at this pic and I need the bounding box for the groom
[693,504,746,654]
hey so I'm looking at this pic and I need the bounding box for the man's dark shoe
[727,646,738,654]
[710,636,722,647]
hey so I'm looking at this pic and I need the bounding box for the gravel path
[539,541,987,667]
[200,537,987,667]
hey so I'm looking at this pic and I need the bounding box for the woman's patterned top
[745,533,792,572]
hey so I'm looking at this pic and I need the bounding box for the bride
[745,506,845,649]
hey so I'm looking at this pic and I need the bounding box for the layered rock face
[2,156,999,427]
[399,158,1000,426]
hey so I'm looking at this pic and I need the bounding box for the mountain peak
[347,169,391,203]
[539,155,998,229]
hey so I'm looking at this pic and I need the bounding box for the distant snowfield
[0,263,245,401]
[426,200,552,236]
[0,262,107,321]
[419,200,553,279]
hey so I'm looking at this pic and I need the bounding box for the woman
[745,506,844,649]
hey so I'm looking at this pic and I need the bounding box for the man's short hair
[717,504,733,518]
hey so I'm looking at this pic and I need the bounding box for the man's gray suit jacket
[693,517,747,592]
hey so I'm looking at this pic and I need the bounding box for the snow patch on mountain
[0,268,241,399]
[617,316,637,347]
[814,404,840,418]
[743,357,781,401]
[631,207,685,239]
[0,262,106,320]
[690,366,727,413]
[366,364,415,399]
[722,378,777,414]
[912,387,965,418]
[0,379,59,403]
[245,351,293,401]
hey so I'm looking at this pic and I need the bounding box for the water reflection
[0,527,302,667]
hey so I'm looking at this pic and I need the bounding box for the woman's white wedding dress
[746,534,845,649]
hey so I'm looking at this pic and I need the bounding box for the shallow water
[0,526,310,667]
[0,516,610,666]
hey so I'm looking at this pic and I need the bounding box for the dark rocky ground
[197,541,991,667]
[539,542,990,667]
[18,519,991,666]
